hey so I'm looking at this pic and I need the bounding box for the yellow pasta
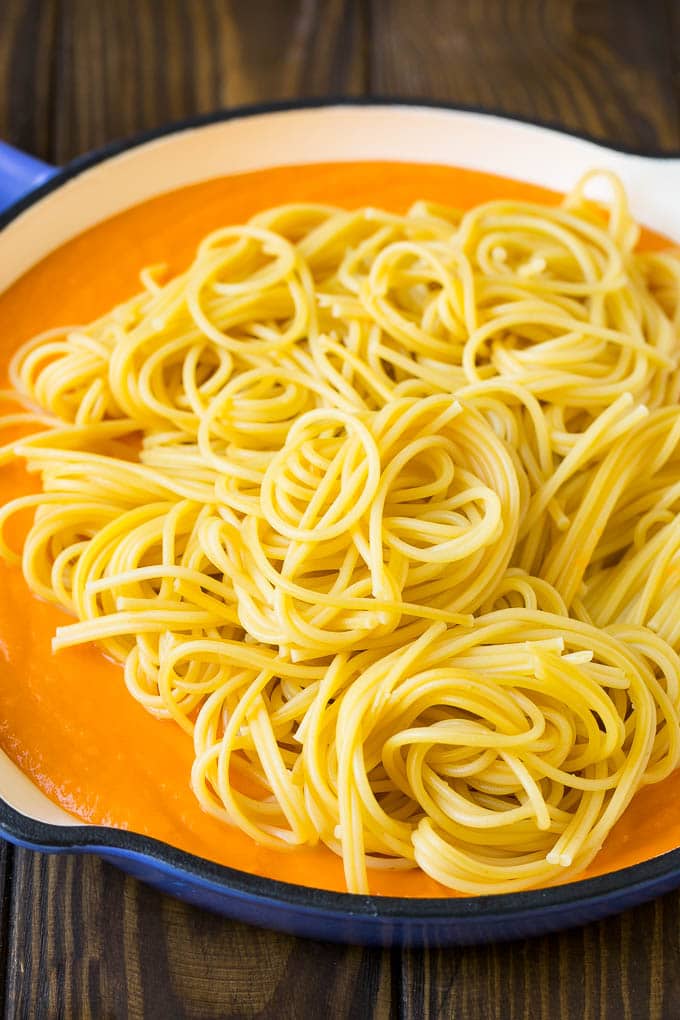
[2,170,680,894]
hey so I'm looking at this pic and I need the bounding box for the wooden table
[1,2,679,1016]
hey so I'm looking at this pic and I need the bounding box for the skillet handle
[0,141,58,215]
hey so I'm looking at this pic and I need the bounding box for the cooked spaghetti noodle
[2,170,680,894]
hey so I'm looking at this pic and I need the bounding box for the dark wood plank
[369,0,680,152]
[0,842,10,1015]
[0,0,59,160]
[53,0,367,164]
[670,0,680,138]
[4,849,393,1020]
[398,891,680,1019]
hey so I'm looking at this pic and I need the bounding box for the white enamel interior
[1,104,679,829]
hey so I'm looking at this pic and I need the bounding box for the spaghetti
[1,170,680,895]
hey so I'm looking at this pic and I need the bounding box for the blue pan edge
[4,794,680,947]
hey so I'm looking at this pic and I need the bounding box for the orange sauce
[0,161,677,896]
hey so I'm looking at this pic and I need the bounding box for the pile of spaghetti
[2,171,680,895]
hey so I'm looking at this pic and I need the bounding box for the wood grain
[369,0,680,151]
[52,0,367,163]
[0,0,58,160]
[670,0,680,127]
[1,0,680,1017]
[4,849,393,1020]
[398,892,680,1019]
[0,842,10,1015]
